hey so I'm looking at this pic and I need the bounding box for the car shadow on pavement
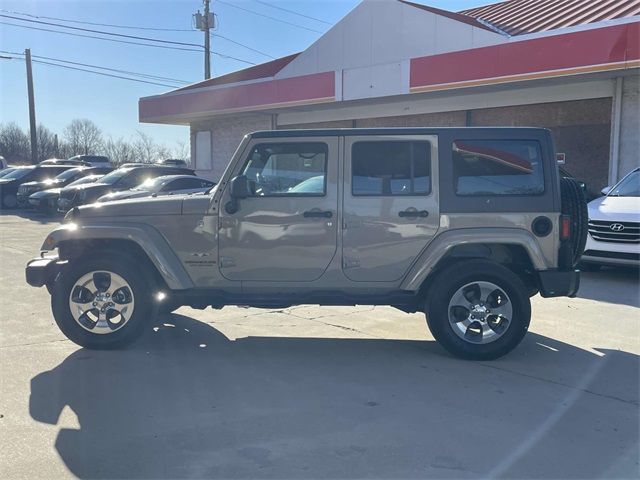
[0,209,61,225]
[30,314,639,479]
[577,266,640,307]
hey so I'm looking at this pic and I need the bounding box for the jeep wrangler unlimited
[26,128,587,360]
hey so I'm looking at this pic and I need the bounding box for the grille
[588,220,640,244]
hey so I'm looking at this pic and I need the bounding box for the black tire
[425,260,531,361]
[51,254,156,349]
[560,177,588,268]
[2,193,17,209]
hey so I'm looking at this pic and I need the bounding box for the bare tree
[63,119,103,156]
[0,123,30,163]
[132,131,157,163]
[103,137,136,166]
[36,124,58,162]
[173,140,191,164]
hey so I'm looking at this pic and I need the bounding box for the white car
[582,167,639,268]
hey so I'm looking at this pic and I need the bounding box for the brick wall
[469,99,612,196]
[191,114,272,181]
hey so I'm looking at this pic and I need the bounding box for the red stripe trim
[140,71,335,121]
[410,22,640,89]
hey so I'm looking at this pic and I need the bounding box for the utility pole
[25,48,38,164]
[194,1,213,79]
[204,0,211,79]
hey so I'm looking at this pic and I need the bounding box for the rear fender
[401,228,550,291]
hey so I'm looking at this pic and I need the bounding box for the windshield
[0,168,16,178]
[53,169,82,182]
[95,169,131,185]
[1,167,32,180]
[66,175,101,187]
[609,170,640,197]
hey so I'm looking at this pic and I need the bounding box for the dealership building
[139,0,640,194]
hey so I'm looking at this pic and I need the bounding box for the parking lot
[0,211,638,479]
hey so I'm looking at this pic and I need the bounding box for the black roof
[249,127,550,138]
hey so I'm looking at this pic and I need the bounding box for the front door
[218,137,339,282]
[342,135,439,282]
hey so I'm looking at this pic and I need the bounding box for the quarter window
[241,142,327,196]
[352,141,431,196]
[453,140,544,196]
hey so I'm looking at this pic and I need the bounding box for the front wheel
[425,260,531,360]
[51,255,156,349]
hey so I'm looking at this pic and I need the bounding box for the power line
[212,32,275,59]
[0,22,203,52]
[0,22,257,64]
[251,0,332,25]
[3,8,276,60]
[217,0,323,33]
[0,13,202,47]
[1,55,181,88]
[0,8,195,32]
[1,50,193,84]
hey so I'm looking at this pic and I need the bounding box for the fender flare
[400,228,550,291]
[42,222,194,290]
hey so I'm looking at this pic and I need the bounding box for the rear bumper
[536,269,580,298]
[25,256,64,288]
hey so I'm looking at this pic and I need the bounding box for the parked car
[39,158,90,166]
[0,156,7,170]
[581,167,639,269]
[157,158,189,167]
[68,155,111,167]
[57,165,194,212]
[98,175,214,202]
[28,174,107,215]
[27,127,587,360]
[17,166,113,207]
[0,165,76,208]
[0,166,19,178]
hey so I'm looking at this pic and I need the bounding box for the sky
[0,0,489,151]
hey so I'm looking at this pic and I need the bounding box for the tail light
[560,215,571,241]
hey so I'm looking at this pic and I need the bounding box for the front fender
[401,228,550,291]
[41,222,194,290]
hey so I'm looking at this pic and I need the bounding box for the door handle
[399,209,429,218]
[303,210,333,218]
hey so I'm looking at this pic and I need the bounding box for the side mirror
[601,186,612,196]
[230,175,250,199]
[225,175,252,214]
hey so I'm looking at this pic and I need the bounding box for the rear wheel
[51,255,156,349]
[426,260,531,360]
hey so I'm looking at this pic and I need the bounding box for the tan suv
[26,128,587,360]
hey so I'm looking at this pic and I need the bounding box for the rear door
[342,135,439,282]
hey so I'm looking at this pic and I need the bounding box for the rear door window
[453,140,544,196]
[352,141,431,196]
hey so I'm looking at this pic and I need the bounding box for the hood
[98,190,151,202]
[588,195,640,222]
[30,188,62,199]
[72,195,184,218]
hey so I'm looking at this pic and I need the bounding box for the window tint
[453,140,544,196]
[242,143,327,196]
[352,141,431,196]
[163,178,200,191]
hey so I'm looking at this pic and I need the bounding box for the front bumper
[25,256,64,288]
[536,269,580,298]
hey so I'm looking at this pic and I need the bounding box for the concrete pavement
[1,212,638,479]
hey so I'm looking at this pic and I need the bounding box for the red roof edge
[398,0,499,33]
[174,52,301,92]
